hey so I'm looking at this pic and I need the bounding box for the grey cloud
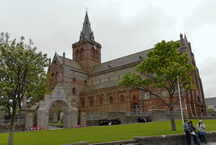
[184,0,216,29]
[0,0,215,98]
[199,58,216,97]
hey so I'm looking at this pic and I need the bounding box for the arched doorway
[48,100,68,129]
[37,98,77,130]
[37,84,78,130]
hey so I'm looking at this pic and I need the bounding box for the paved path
[48,125,63,130]
[209,143,216,145]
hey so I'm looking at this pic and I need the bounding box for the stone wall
[150,110,182,121]
[88,66,136,90]
[81,108,183,126]
[84,112,139,125]
[0,116,25,130]
[64,131,216,145]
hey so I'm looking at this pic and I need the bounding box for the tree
[119,40,194,131]
[0,32,49,145]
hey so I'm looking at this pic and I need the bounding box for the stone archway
[37,84,78,130]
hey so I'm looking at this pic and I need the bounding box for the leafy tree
[119,40,194,131]
[0,32,49,145]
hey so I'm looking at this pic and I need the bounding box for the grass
[0,120,216,145]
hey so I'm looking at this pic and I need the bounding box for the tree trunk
[8,108,16,145]
[169,108,176,131]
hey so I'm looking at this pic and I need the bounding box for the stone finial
[63,52,66,58]
[180,33,183,40]
[180,33,184,45]
[184,34,188,42]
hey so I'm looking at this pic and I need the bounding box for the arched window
[72,87,76,95]
[84,80,87,85]
[89,96,94,106]
[132,95,138,103]
[80,48,84,59]
[109,96,113,104]
[76,49,79,56]
[51,72,54,77]
[91,47,95,57]
[73,78,76,82]
[120,95,125,102]
[55,72,58,80]
[80,98,85,107]
[99,96,103,105]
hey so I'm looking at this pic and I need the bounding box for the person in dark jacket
[184,120,191,145]
[188,120,201,145]
[197,120,207,144]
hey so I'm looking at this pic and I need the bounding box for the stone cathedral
[36,12,206,129]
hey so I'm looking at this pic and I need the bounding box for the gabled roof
[92,48,152,74]
[53,53,86,73]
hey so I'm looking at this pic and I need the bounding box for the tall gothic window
[109,96,113,104]
[84,80,87,85]
[76,50,79,60]
[120,95,125,102]
[55,72,58,80]
[80,48,84,59]
[80,98,85,107]
[73,78,76,82]
[91,47,95,57]
[132,95,138,103]
[89,96,94,106]
[72,87,76,95]
[99,96,103,105]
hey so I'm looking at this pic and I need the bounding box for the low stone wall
[0,118,25,130]
[134,132,216,145]
[84,112,139,125]
[64,132,216,145]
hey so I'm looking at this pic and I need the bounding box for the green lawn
[0,120,216,145]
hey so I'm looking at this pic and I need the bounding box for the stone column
[71,107,78,127]
[64,107,78,128]
[52,112,58,122]
[25,110,34,130]
[80,112,87,126]
[37,109,49,130]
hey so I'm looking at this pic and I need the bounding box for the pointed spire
[180,33,184,44]
[180,33,183,40]
[184,34,188,43]
[79,11,95,41]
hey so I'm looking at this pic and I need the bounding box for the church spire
[79,11,95,41]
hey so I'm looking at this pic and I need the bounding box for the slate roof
[55,54,86,73]
[80,11,95,42]
[205,97,216,106]
[53,48,152,75]
[93,48,152,74]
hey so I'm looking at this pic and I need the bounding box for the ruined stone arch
[37,84,78,129]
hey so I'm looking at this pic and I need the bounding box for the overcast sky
[0,0,215,98]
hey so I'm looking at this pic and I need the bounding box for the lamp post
[177,76,184,124]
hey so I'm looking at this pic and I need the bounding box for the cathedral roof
[54,53,86,73]
[92,48,152,74]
